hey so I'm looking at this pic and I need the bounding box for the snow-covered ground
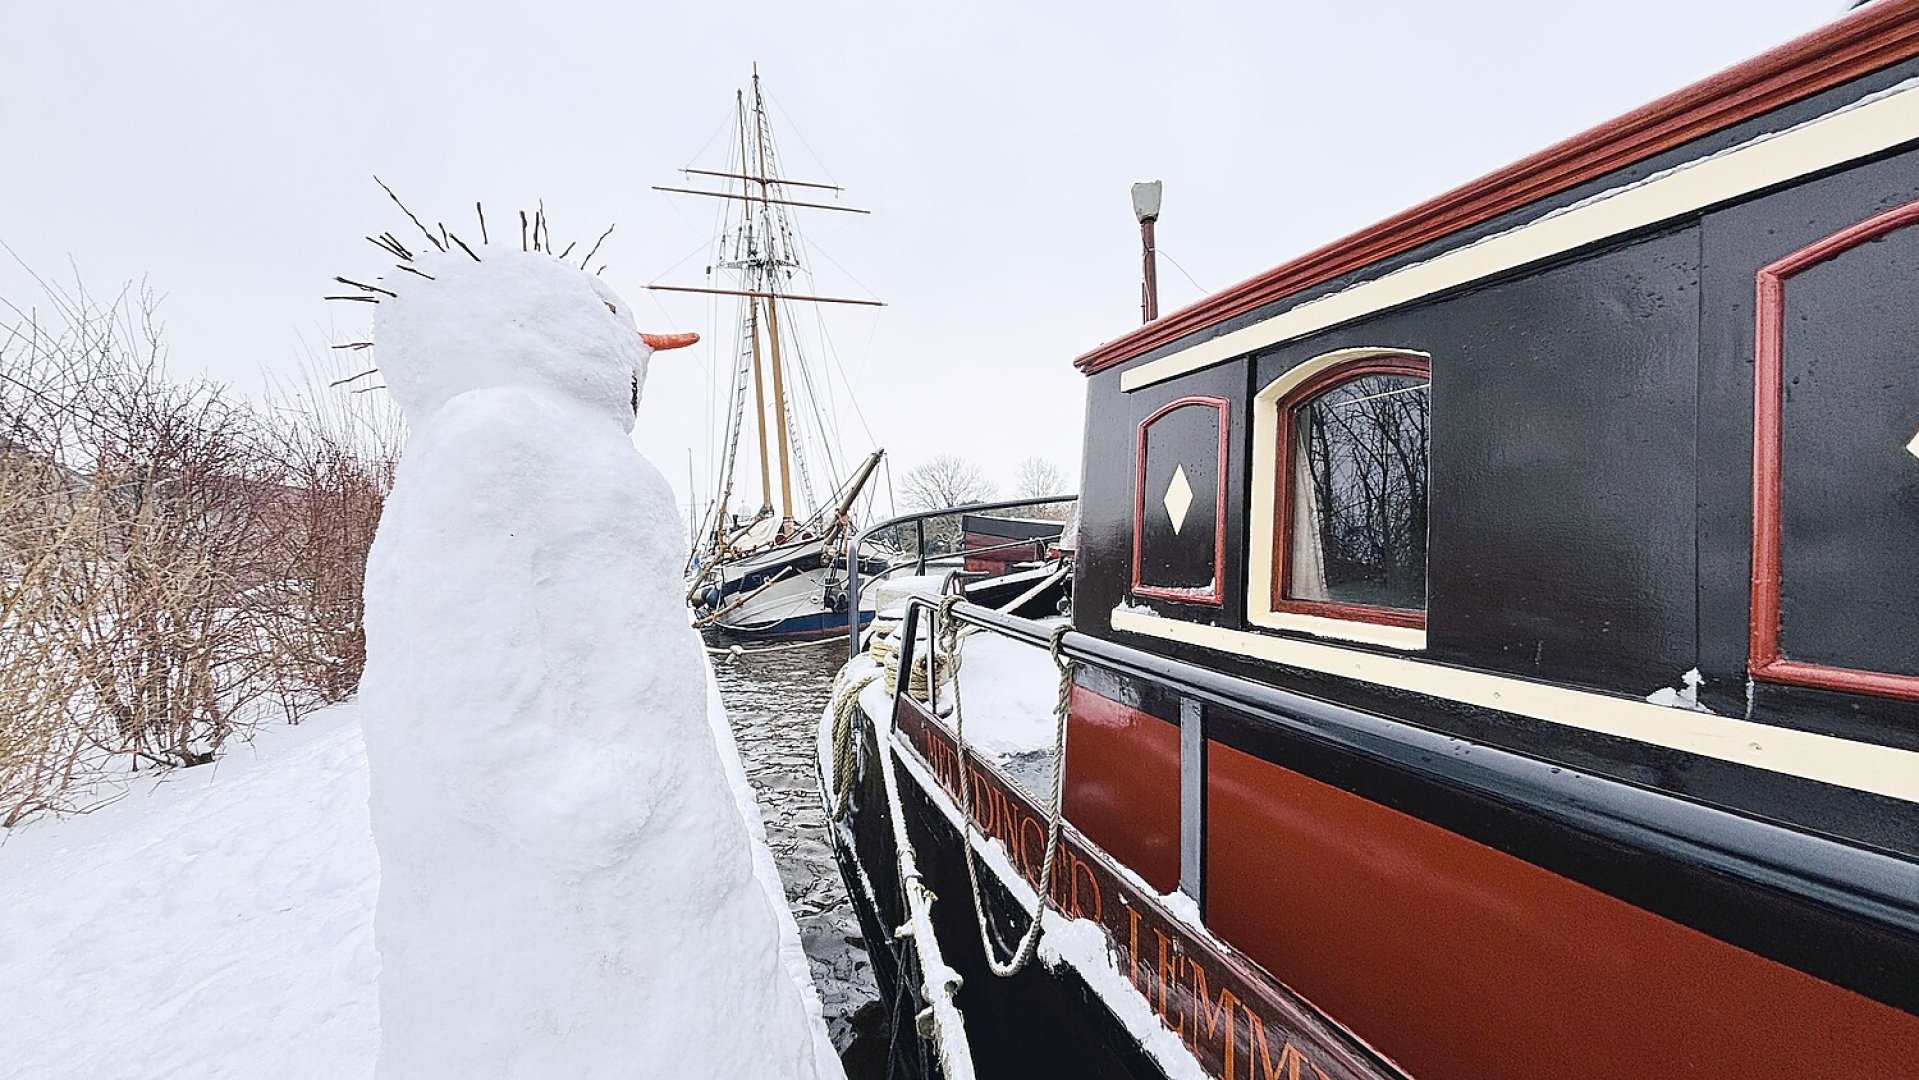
[0,705,380,1079]
[0,675,840,1079]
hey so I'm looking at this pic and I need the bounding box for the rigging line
[661,193,720,254]
[811,286,882,451]
[787,260,846,455]
[850,304,882,392]
[643,287,683,331]
[643,233,729,288]
[763,90,843,189]
[1157,247,1210,295]
[787,313,845,487]
[799,233,883,303]
[680,101,740,176]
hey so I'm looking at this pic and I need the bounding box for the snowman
[357,243,843,1078]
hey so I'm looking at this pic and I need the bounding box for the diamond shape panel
[1163,465,1193,535]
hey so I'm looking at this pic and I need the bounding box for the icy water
[712,641,889,1077]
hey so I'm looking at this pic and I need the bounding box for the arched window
[1250,349,1430,647]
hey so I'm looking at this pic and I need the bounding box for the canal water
[712,641,889,1077]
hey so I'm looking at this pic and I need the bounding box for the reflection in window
[1286,370,1429,615]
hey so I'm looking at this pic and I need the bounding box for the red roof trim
[1074,0,1919,376]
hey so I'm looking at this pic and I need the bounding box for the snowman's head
[372,249,692,432]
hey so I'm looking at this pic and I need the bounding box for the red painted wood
[1074,0,1919,376]
[893,693,1402,1079]
[1061,683,1181,894]
[1132,396,1231,607]
[1270,355,1430,627]
[1205,740,1919,1080]
[1749,198,1919,702]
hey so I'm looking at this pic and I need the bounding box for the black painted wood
[1137,401,1222,595]
[1072,94,1919,855]
[1696,145,1919,746]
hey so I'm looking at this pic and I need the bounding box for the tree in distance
[1013,456,1069,499]
[899,454,996,511]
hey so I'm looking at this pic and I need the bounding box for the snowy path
[0,707,379,1079]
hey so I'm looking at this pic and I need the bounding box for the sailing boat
[657,69,888,641]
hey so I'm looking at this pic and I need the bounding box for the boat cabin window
[1250,349,1430,648]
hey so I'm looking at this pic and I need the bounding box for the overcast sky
[2,0,1841,516]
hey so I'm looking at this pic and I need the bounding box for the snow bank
[360,249,839,1078]
[0,707,380,1079]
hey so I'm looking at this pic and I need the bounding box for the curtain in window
[1289,419,1329,601]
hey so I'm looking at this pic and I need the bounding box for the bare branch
[333,276,397,298]
[580,224,614,269]
[372,175,445,251]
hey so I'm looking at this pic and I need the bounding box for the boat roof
[1073,0,1919,377]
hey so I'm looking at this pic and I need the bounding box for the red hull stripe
[1063,684,1182,893]
[894,693,1402,1080]
[1201,734,1919,1080]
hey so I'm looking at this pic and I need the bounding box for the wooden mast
[731,90,775,515]
[658,65,888,563]
[753,67,798,532]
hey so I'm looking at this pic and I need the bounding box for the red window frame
[1131,396,1230,607]
[1271,354,1431,629]
[1749,197,1919,703]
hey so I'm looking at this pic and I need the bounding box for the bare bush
[259,355,400,711]
[0,277,395,824]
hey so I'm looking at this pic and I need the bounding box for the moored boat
[819,5,1919,1076]
[661,69,890,642]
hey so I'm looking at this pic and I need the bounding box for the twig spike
[446,231,481,262]
[328,368,382,387]
[368,235,409,260]
[335,276,398,298]
[580,224,614,269]
[374,175,445,251]
[476,202,488,245]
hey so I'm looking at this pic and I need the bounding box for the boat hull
[703,567,878,642]
[830,687,1401,1080]
[827,607,1919,1079]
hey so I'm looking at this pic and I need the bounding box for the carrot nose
[640,331,700,351]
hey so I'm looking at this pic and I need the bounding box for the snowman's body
[359,251,836,1078]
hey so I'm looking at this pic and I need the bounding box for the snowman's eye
[604,301,618,316]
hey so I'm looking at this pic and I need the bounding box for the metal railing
[886,595,1919,971]
[845,494,1075,661]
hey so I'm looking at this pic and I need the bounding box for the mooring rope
[865,662,979,1080]
[821,590,1074,1077]
[939,594,1073,978]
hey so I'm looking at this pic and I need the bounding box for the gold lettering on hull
[893,697,1394,1080]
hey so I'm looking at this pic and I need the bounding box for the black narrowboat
[821,6,1919,1077]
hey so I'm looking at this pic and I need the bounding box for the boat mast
[752,68,799,534]
[658,66,886,560]
[738,90,776,516]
